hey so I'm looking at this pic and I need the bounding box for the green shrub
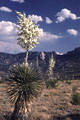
[72,86,77,93]
[72,93,80,105]
[46,79,57,88]
[66,80,71,85]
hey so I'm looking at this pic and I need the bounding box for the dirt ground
[0,80,80,120]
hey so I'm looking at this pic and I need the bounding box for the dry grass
[0,80,80,120]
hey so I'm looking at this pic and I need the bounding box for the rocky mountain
[0,47,80,80]
[55,47,80,80]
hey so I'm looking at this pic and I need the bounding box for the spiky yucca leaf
[6,65,42,104]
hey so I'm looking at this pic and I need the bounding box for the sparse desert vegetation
[0,80,80,120]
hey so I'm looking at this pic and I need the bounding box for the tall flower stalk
[48,54,55,80]
[16,11,40,66]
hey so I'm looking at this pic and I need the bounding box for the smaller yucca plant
[47,54,55,81]
[5,64,43,120]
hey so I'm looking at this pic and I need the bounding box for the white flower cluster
[49,54,55,69]
[48,54,55,78]
[16,11,40,51]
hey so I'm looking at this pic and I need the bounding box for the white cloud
[67,29,78,36]
[30,15,43,23]
[0,21,17,38]
[0,21,62,53]
[56,8,80,23]
[0,6,12,12]
[39,28,62,41]
[0,21,22,53]
[10,0,24,3]
[0,41,24,53]
[45,17,53,24]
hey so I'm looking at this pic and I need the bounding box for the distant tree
[16,11,40,66]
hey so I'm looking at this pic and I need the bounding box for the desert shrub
[45,79,57,88]
[66,80,71,85]
[72,93,80,105]
[72,86,77,93]
[29,113,45,120]
[60,79,65,82]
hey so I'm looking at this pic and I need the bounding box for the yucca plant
[6,64,43,120]
[47,54,55,80]
[16,11,40,67]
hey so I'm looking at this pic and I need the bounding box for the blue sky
[0,0,80,54]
